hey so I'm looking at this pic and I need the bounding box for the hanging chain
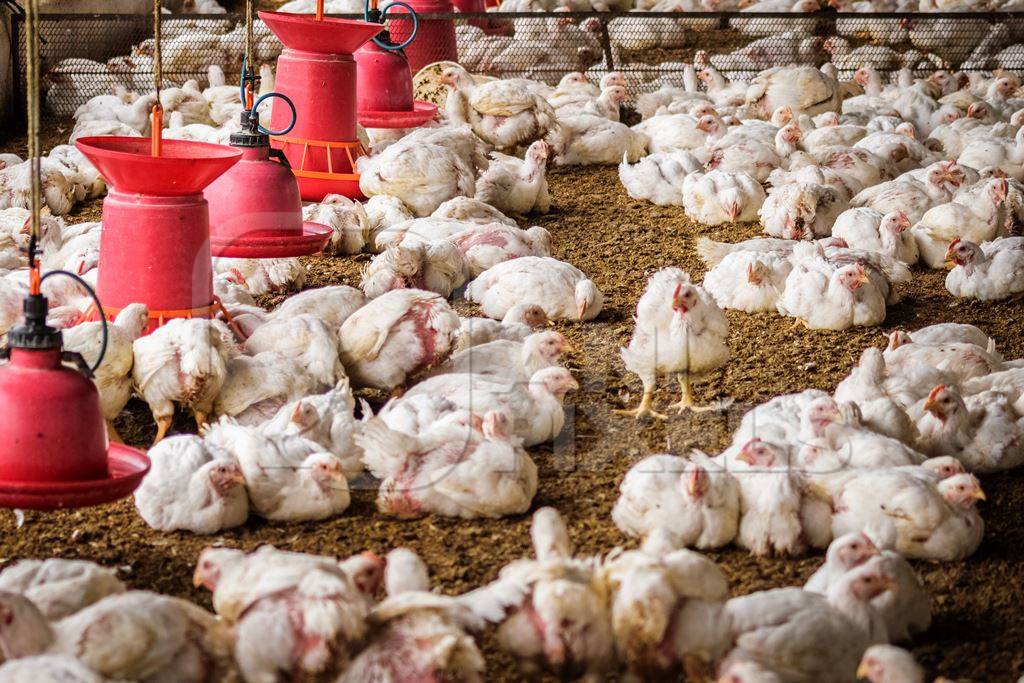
[25,0,40,276]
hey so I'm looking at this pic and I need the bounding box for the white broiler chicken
[131,317,236,443]
[0,559,125,622]
[619,268,729,417]
[133,434,248,534]
[957,126,1024,180]
[475,140,551,215]
[703,249,792,314]
[944,236,1024,301]
[361,241,468,299]
[830,470,985,561]
[302,193,369,255]
[850,162,959,225]
[339,288,460,390]
[618,150,704,206]
[760,181,846,240]
[466,256,604,321]
[364,193,415,247]
[442,65,560,153]
[706,124,802,183]
[912,178,1009,268]
[682,170,766,225]
[363,410,538,519]
[432,331,567,382]
[832,209,918,264]
[204,421,350,522]
[744,65,841,119]
[243,312,345,389]
[198,549,384,683]
[432,196,517,226]
[60,303,148,440]
[213,350,320,426]
[856,645,925,683]
[555,114,649,166]
[883,336,1002,384]
[720,562,895,681]
[912,384,1024,473]
[340,549,514,683]
[358,138,475,217]
[268,284,367,330]
[724,438,832,556]
[0,591,232,682]
[456,303,550,350]
[600,535,732,680]
[491,508,615,681]
[804,534,931,643]
[388,366,578,447]
[445,223,552,277]
[0,654,105,682]
[777,242,887,330]
[212,257,306,296]
[612,452,740,550]
[833,347,919,443]
[260,378,365,480]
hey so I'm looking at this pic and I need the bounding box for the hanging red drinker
[355,0,438,130]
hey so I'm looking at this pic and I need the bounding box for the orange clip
[28,261,40,296]
[151,103,164,157]
[245,81,254,110]
[316,0,324,20]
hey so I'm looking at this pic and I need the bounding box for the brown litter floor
[1,165,1023,681]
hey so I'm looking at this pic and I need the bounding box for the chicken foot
[666,374,721,413]
[152,414,173,446]
[615,380,667,420]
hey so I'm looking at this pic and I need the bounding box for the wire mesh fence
[12,10,1024,119]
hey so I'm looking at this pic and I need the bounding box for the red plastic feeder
[0,293,149,510]
[355,6,438,129]
[387,0,458,74]
[75,136,241,334]
[260,9,383,201]
[205,106,332,258]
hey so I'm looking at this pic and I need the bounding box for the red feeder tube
[387,0,458,74]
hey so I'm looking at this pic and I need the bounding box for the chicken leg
[666,373,719,413]
[615,380,667,420]
[152,415,173,446]
[193,410,209,430]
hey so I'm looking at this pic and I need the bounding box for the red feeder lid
[211,222,332,258]
[75,137,242,196]
[259,10,383,55]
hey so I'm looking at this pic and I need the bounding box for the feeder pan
[0,294,149,510]
[260,10,382,200]
[205,112,332,258]
[355,22,438,129]
[75,136,242,333]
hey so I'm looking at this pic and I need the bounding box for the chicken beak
[856,662,871,679]
[736,445,754,465]
[923,396,940,416]
[192,567,205,587]
[576,301,587,319]
[857,271,870,285]
[973,488,987,501]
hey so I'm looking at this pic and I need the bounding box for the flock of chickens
[4,1,1024,680]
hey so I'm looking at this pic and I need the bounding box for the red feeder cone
[75,137,241,334]
[355,5,438,129]
[205,106,332,258]
[0,293,149,510]
[260,10,383,201]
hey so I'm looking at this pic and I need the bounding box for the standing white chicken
[466,256,604,321]
[131,317,236,443]
[475,140,552,215]
[612,451,740,549]
[618,268,730,418]
[339,288,460,390]
[60,303,148,441]
[133,434,248,534]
